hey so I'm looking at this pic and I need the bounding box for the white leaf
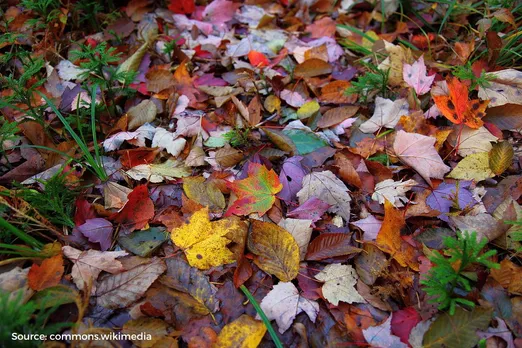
[359,97,409,133]
[371,179,417,207]
[278,218,313,260]
[448,126,498,157]
[315,264,365,306]
[409,319,434,348]
[56,60,88,81]
[62,246,127,293]
[259,282,319,333]
[103,123,156,151]
[363,316,408,348]
[152,128,187,157]
[126,159,191,183]
[393,130,450,186]
[297,170,352,221]
[479,69,522,107]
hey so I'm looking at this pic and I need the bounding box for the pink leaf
[403,56,435,95]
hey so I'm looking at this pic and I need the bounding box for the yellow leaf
[489,141,514,175]
[264,95,281,113]
[214,315,266,348]
[448,152,494,182]
[171,208,246,269]
[376,200,418,270]
[248,220,300,281]
[296,101,320,119]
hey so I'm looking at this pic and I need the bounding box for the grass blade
[240,285,283,348]
[0,215,43,249]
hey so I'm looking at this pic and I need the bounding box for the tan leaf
[294,58,332,78]
[489,141,514,175]
[96,258,166,308]
[318,106,359,128]
[127,100,158,130]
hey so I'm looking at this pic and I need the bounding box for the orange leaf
[118,147,161,169]
[376,200,418,270]
[248,51,270,67]
[432,77,489,129]
[28,254,64,291]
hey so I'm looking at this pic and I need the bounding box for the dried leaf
[28,254,64,291]
[489,141,514,175]
[315,264,365,305]
[214,315,266,348]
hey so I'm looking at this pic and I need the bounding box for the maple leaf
[62,246,127,293]
[376,200,419,270]
[259,282,319,333]
[225,163,282,217]
[110,185,155,233]
[28,254,64,291]
[432,78,489,129]
[393,130,450,186]
[171,208,247,270]
[359,97,410,133]
[403,55,435,95]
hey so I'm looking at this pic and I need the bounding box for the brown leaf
[294,58,332,78]
[96,258,166,309]
[319,80,357,104]
[247,96,262,126]
[215,147,244,168]
[305,233,362,261]
[317,106,359,128]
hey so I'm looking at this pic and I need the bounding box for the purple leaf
[351,215,382,241]
[426,181,475,220]
[287,197,330,224]
[78,218,113,251]
[278,156,308,202]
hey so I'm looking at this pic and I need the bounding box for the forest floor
[1,0,522,347]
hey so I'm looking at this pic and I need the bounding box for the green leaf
[118,227,169,257]
[282,129,328,155]
[489,141,514,175]
[423,307,492,348]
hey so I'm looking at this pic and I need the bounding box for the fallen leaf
[393,130,450,186]
[447,152,495,182]
[371,179,417,208]
[171,208,246,269]
[432,78,489,129]
[110,185,154,232]
[294,58,332,78]
[248,50,270,67]
[363,316,408,348]
[214,315,266,348]
[297,100,320,120]
[152,128,187,157]
[278,218,313,260]
[77,218,113,251]
[315,264,365,305]
[183,176,225,211]
[489,141,514,175]
[225,163,282,217]
[423,307,492,348]
[62,246,127,292]
[306,233,362,261]
[479,69,522,107]
[28,254,64,291]
[448,126,498,157]
[259,282,319,333]
[103,181,132,209]
[359,97,410,133]
[162,257,219,314]
[297,170,352,221]
[126,159,191,182]
[96,258,166,308]
[376,200,419,270]
[122,317,169,348]
[352,215,383,241]
[403,55,435,95]
[248,220,300,282]
[318,106,359,128]
[127,100,158,130]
